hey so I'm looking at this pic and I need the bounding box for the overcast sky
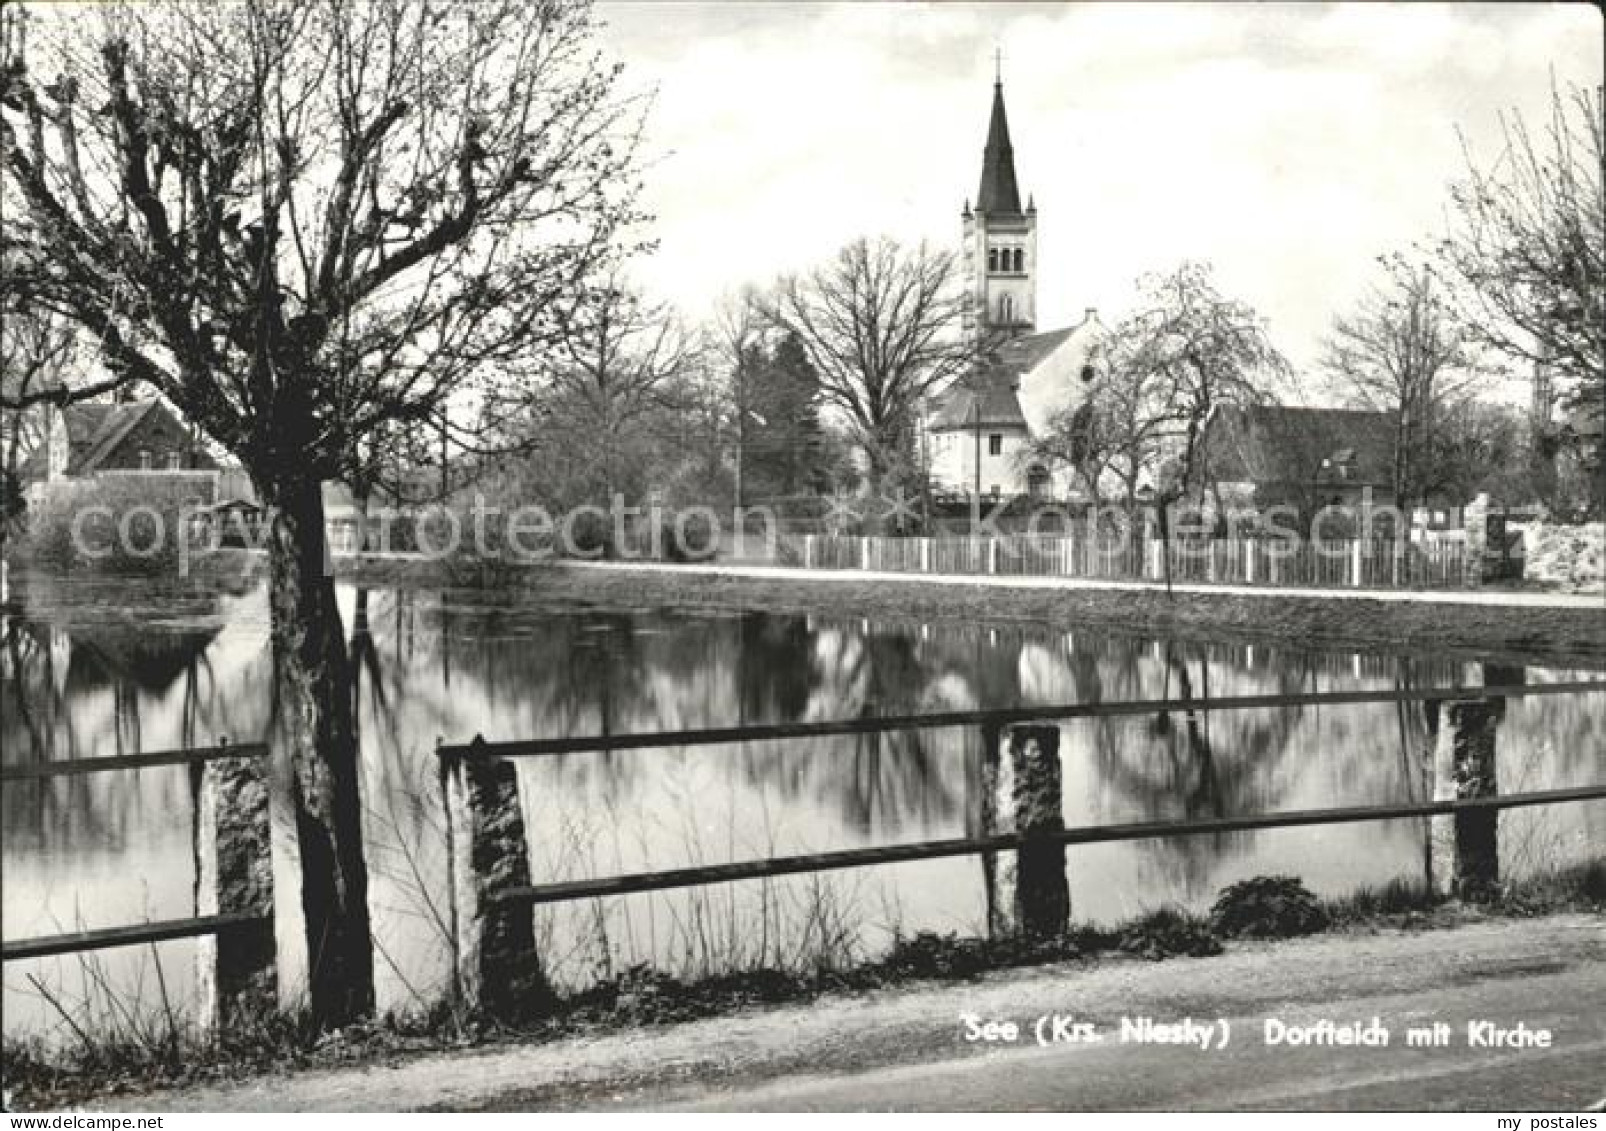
[595,1,1602,380]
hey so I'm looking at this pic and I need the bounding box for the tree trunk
[1394,409,1411,515]
[353,485,371,554]
[260,471,375,1027]
[866,436,897,534]
[1,406,30,563]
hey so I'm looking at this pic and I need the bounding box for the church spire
[960,57,1036,341]
[976,70,1022,214]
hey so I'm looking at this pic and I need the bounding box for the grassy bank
[5,864,1602,1111]
[324,556,1606,668]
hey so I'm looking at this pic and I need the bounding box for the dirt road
[117,914,1605,1112]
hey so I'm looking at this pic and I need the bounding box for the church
[924,67,1107,500]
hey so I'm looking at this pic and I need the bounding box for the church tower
[962,62,1037,341]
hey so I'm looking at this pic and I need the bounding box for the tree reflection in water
[1089,643,1316,894]
[1,612,223,853]
[3,576,1602,1025]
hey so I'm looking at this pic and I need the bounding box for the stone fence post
[983,723,1070,938]
[1427,699,1501,900]
[193,747,276,1033]
[441,739,548,1017]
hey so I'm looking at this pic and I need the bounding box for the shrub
[1117,907,1222,959]
[1211,875,1329,939]
[1523,521,1605,589]
[660,510,718,562]
[1582,859,1606,903]
[607,964,686,1024]
[876,931,993,979]
[18,474,214,574]
[1325,876,1437,922]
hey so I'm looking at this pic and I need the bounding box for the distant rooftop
[1206,404,1397,486]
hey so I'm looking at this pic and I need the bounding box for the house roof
[1205,404,1397,487]
[975,80,1023,215]
[195,497,263,515]
[929,377,1029,431]
[77,399,161,471]
[18,399,163,480]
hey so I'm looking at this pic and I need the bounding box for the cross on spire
[994,46,1002,84]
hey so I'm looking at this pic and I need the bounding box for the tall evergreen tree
[743,331,828,499]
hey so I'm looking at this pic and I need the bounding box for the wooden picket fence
[799,533,1476,590]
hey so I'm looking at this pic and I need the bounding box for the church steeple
[961,60,1036,340]
[976,76,1022,214]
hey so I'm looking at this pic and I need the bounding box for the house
[923,67,1109,499]
[20,397,219,502]
[1196,404,1399,518]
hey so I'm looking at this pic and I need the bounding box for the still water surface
[3,573,1602,1038]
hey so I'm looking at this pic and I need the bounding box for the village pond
[2,571,1602,1040]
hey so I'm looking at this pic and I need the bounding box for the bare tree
[760,237,972,520]
[0,299,78,542]
[1031,366,1162,511]
[711,287,765,508]
[1435,81,1605,508]
[1422,398,1534,505]
[1322,263,1480,512]
[1030,262,1284,566]
[505,280,696,524]
[1120,262,1285,595]
[1115,263,1287,505]
[1,0,641,1024]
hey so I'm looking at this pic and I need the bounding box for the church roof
[976,80,1023,215]
[928,377,1029,432]
[992,324,1081,373]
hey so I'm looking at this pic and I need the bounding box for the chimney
[1084,307,1098,323]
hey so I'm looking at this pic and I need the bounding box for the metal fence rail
[491,784,1606,908]
[1,913,269,962]
[1,738,271,966]
[10,682,1603,965]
